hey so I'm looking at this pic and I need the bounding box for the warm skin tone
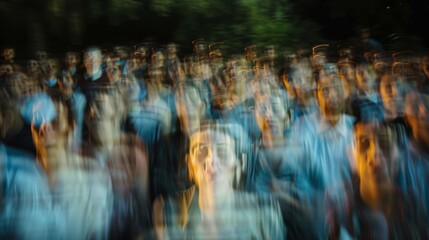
[317,75,349,126]
[354,123,397,214]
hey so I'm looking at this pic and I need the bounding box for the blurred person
[281,62,318,122]
[0,62,14,78]
[152,81,207,201]
[244,44,258,69]
[26,59,42,80]
[326,121,423,239]
[81,86,150,239]
[193,39,209,62]
[62,51,82,79]
[153,122,285,239]
[360,28,384,52]
[77,46,111,96]
[283,73,355,239]
[0,100,57,240]
[24,92,113,240]
[398,89,429,233]
[41,58,61,90]
[350,64,384,122]
[165,42,183,86]
[57,72,86,152]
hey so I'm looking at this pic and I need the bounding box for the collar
[315,112,350,139]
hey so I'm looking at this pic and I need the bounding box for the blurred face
[255,95,288,133]
[317,75,348,117]
[27,60,40,73]
[84,49,102,74]
[85,93,118,144]
[65,53,78,68]
[151,51,165,67]
[189,130,237,190]
[3,48,14,61]
[167,44,177,55]
[379,74,398,114]
[356,66,377,92]
[355,123,397,186]
[126,57,140,72]
[43,59,58,77]
[36,50,47,61]
[0,64,13,76]
[31,102,70,149]
[404,92,429,143]
[290,65,315,96]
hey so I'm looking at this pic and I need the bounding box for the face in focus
[189,130,237,190]
[355,123,397,187]
[317,75,348,118]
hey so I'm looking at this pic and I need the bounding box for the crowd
[1,30,429,240]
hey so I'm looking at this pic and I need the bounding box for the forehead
[190,130,234,148]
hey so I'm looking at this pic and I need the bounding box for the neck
[261,131,284,148]
[199,186,234,214]
[360,180,395,212]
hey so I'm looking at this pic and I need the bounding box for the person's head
[317,74,349,121]
[356,64,377,92]
[2,47,15,61]
[175,81,206,136]
[84,86,123,145]
[113,45,129,59]
[64,52,80,69]
[83,47,103,75]
[255,92,289,135]
[284,63,316,103]
[188,123,240,194]
[27,59,40,75]
[42,59,59,78]
[354,121,398,189]
[0,63,14,77]
[265,45,276,59]
[151,48,165,68]
[379,73,400,116]
[35,50,48,62]
[404,90,429,146]
[167,42,177,56]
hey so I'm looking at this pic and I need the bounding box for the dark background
[1,0,428,59]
